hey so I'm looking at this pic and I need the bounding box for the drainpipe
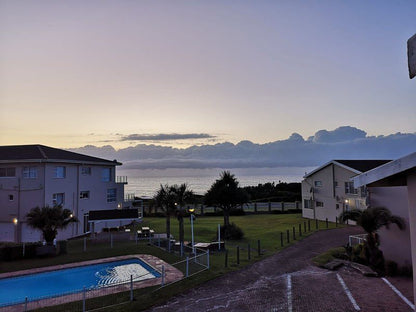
[76,165,80,235]
[17,178,21,243]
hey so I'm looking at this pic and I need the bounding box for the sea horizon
[117,166,314,197]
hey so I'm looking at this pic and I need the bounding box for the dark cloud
[120,133,215,141]
[68,127,416,169]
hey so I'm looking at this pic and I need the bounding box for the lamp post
[13,218,18,242]
[188,207,195,254]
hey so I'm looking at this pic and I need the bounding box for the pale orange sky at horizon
[1,1,415,149]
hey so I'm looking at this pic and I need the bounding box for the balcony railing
[116,176,128,184]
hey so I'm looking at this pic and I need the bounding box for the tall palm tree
[173,183,194,250]
[154,184,176,251]
[204,171,248,232]
[339,206,405,272]
[26,205,78,244]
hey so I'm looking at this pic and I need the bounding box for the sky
[1,1,415,149]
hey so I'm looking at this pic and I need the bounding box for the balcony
[116,176,128,184]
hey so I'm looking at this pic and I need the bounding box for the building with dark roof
[301,159,391,222]
[0,145,139,243]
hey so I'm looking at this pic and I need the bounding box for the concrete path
[147,226,414,312]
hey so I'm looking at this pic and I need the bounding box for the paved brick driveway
[147,226,414,312]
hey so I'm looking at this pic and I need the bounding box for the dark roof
[89,209,140,221]
[334,160,392,173]
[0,144,120,165]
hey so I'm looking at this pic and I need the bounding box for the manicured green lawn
[2,214,341,311]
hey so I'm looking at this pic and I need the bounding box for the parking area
[148,227,414,312]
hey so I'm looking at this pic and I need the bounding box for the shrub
[219,223,244,240]
[385,260,398,276]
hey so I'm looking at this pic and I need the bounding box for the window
[360,186,366,197]
[345,182,358,194]
[0,167,16,177]
[303,199,311,209]
[23,167,37,179]
[102,168,111,182]
[53,193,65,206]
[334,181,339,187]
[316,201,324,207]
[336,204,339,209]
[9,194,14,201]
[107,188,117,203]
[81,167,91,175]
[54,166,66,178]
[80,191,90,199]
[314,181,322,187]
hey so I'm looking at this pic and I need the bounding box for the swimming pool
[0,258,161,307]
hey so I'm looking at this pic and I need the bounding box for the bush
[219,223,244,240]
[385,260,398,276]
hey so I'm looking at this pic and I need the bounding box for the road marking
[287,274,292,312]
[336,273,360,311]
[382,277,415,311]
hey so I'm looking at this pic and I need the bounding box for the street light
[188,207,195,254]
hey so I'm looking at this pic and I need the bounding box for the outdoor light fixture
[12,218,18,225]
[345,199,348,204]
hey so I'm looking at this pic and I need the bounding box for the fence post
[282,202,285,212]
[130,275,134,301]
[24,297,28,312]
[180,242,184,257]
[158,236,161,247]
[82,287,86,312]
[299,224,302,237]
[83,237,86,252]
[186,257,189,277]
[135,232,138,245]
[257,240,261,256]
[207,250,210,269]
[304,221,306,233]
[161,265,165,286]
[315,219,318,230]
[280,232,284,247]
[308,219,311,231]
[268,201,271,213]
[218,224,221,251]
[336,217,338,227]
[292,227,296,240]
[237,246,240,265]
[326,218,328,228]
[225,249,228,268]
[248,243,251,260]
[254,203,257,213]
[286,229,290,243]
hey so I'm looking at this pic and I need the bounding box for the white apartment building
[0,144,137,243]
[302,159,391,222]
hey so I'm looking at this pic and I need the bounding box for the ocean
[117,167,314,197]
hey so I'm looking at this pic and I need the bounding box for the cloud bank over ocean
[69,127,416,169]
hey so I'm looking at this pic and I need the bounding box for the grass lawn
[2,214,342,311]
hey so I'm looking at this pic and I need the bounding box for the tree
[26,205,78,244]
[173,184,194,250]
[204,171,248,235]
[154,184,176,251]
[339,206,406,273]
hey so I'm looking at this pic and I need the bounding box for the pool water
[0,258,161,307]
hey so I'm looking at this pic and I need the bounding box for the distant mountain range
[68,126,416,169]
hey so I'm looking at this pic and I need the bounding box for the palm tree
[204,171,248,233]
[26,205,78,244]
[339,206,405,272]
[154,184,176,251]
[173,183,194,250]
